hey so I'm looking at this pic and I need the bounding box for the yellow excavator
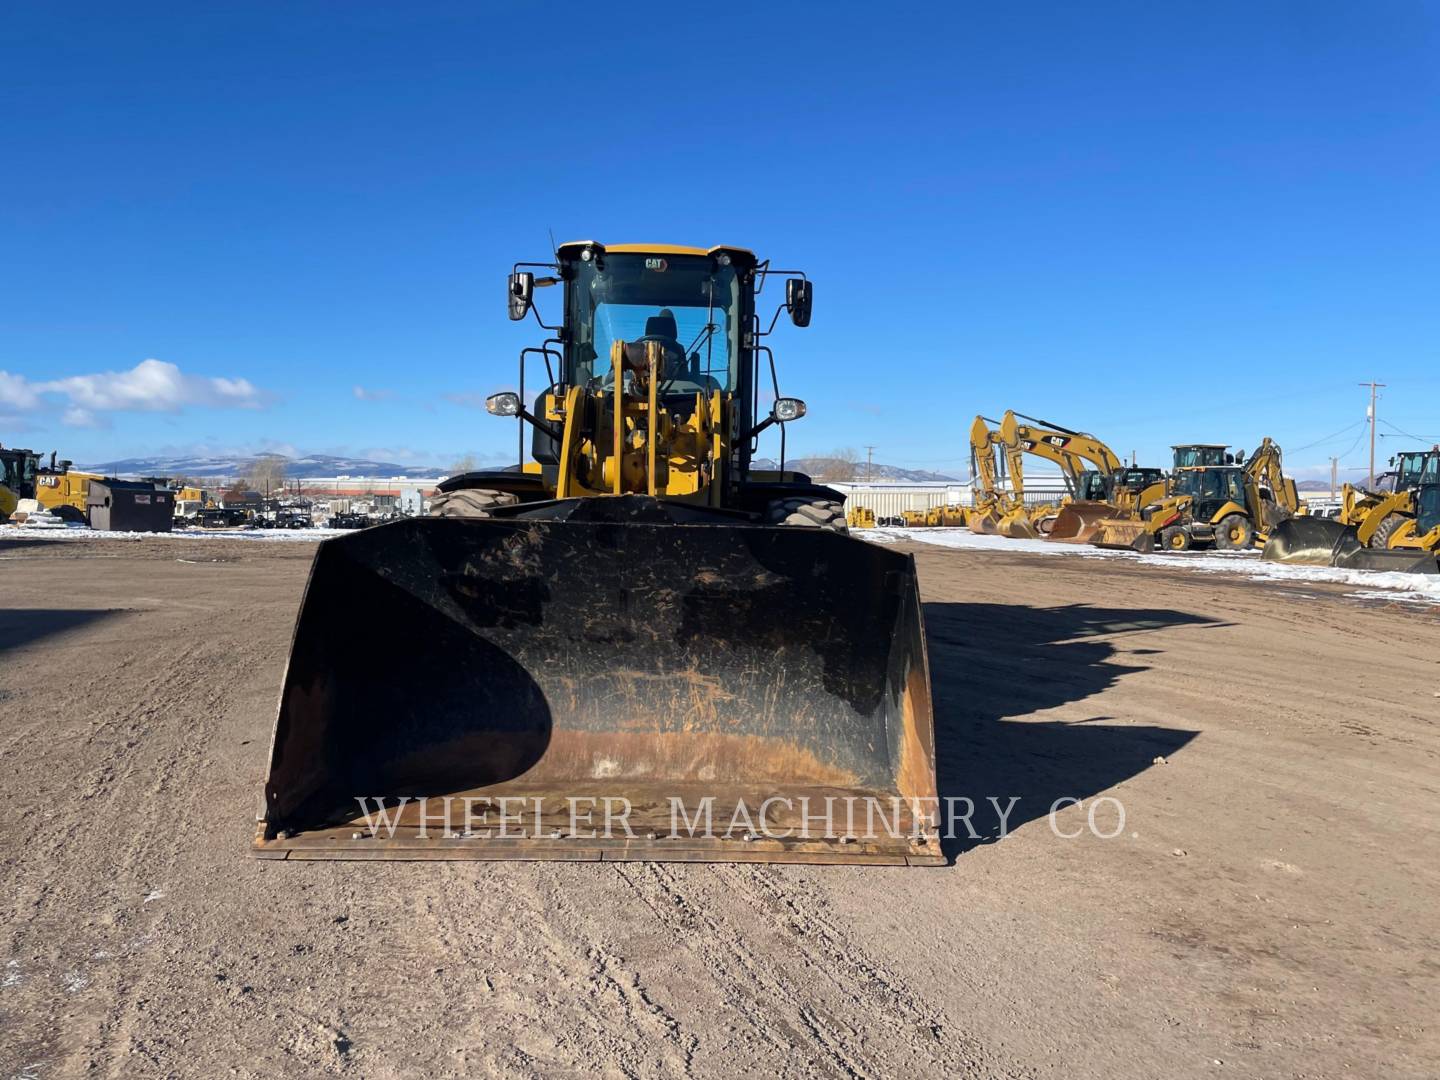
[256,242,941,865]
[1095,439,1301,552]
[1266,447,1440,574]
[996,412,1166,544]
[967,416,1041,536]
[967,416,1012,534]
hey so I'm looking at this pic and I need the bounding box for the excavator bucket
[1263,518,1439,574]
[997,507,1038,540]
[968,507,1002,535]
[1047,501,1119,544]
[254,501,942,865]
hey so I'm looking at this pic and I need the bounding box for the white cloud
[0,359,271,422]
[0,371,41,410]
[61,406,106,429]
[39,359,267,412]
[353,385,394,402]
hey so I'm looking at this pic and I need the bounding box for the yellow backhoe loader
[255,242,941,865]
[1095,439,1301,552]
[996,412,1166,544]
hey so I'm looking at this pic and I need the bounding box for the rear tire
[765,497,848,534]
[1369,513,1409,550]
[1159,526,1191,552]
[1214,513,1255,551]
[427,488,519,519]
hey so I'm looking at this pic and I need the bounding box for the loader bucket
[1262,517,1360,566]
[1091,518,1150,551]
[1047,501,1119,544]
[1263,518,1440,574]
[255,500,941,865]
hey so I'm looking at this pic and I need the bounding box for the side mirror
[1234,450,1246,465]
[507,272,534,321]
[485,392,521,416]
[772,398,807,423]
[786,279,812,327]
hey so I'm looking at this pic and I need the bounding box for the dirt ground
[1,533,1437,1079]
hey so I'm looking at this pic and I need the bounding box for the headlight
[772,398,807,423]
[485,392,521,417]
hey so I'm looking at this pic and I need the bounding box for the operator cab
[1172,445,1233,469]
[1417,484,1440,535]
[560,247,748,399]
[1392,448,1440,491]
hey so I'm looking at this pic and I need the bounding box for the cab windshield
[1173,447,1228,469]
[1,453,36,490]
[1396,452,1440,490]
[1174,468,1244,504]
[1075,470,1108,500]
[566,253,741,394]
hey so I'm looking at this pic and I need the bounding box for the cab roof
[556,241,758,268]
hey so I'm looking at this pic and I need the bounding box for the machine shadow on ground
[923,602,1220,862]
[0,608,128,656]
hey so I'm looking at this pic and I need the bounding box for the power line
[1378,419,1439,443]
[1291,418,1365,453]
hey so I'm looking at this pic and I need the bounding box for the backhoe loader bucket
[254,500,941,865]
[1091,518,1151,551]
[1263,517,1439,574]
[1047,501,1119,544]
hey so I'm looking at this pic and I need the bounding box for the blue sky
[2,2,1437,479]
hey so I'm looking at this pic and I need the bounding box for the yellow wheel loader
[255,242,941,865]
[1,447,92,523]
[1342,447,1439,548]
[1265,449,1440,575]
[1095,440,1300,552]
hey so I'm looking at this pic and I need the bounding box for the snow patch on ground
[2,523,345,543]
[866,527,1440,606]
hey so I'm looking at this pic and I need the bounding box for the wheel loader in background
[1094,439,1301,552]
[995,411,1166,544]
[1265,447,1440,574]
[0,446,94,523]
[256,241,940,865]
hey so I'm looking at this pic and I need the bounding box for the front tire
[1369,513,1409,550]
[765,497,848,534]
[1159,525,1191,552]
[1214,513,1255,551]
[427,488,519,519]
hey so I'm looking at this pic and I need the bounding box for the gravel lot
[2,532,1436,1078]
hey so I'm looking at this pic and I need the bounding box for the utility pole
[864,445,876,483]
[1360,380,1386,487]
[1330,456,1338,501]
